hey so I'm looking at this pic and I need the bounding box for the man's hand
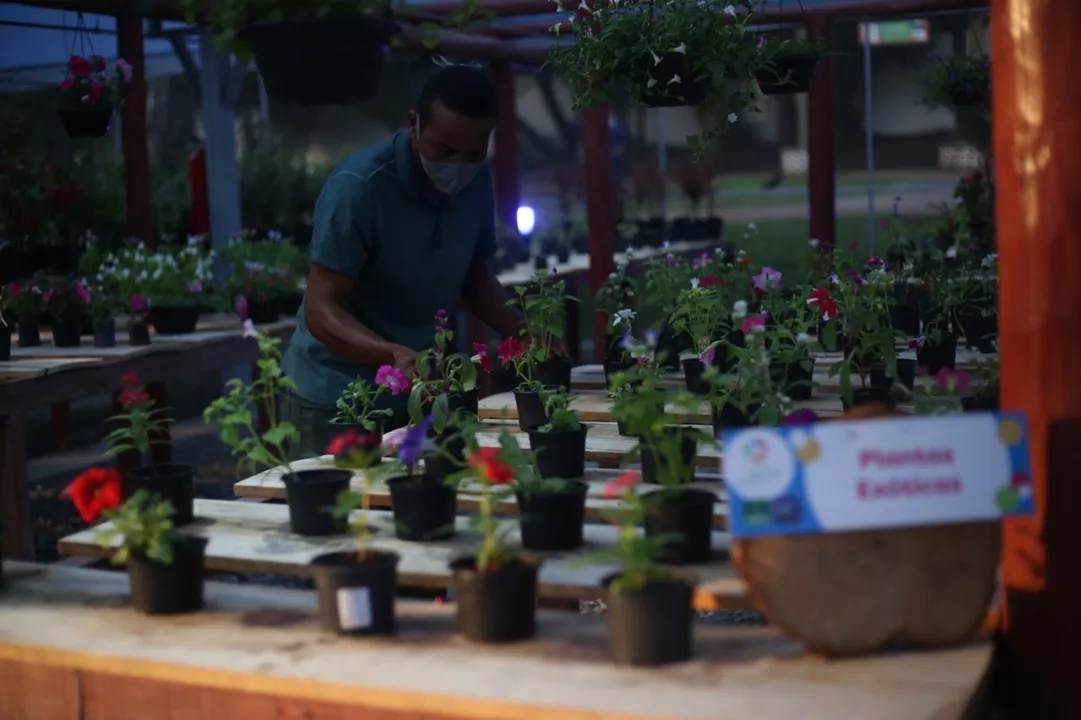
[390,345,418,382]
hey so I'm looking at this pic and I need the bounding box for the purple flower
[130,292,147,312]
[244,260,265,274]
[665,253,676,266]
[699,346,716,365]
[398,415,434,468]
[75,284,91,304]
[234,294,249,320]
[188,280,204,293]
[751,267,782,292]
[782,409,819,426]
[434,308,450,327]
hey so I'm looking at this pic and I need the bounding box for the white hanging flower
[727,112,738,124]
[651,52,662,66]
[732,300,748,320]
[689,278,700,289]
[946,245,958,258]
[671,43,687,54]
[667,74,682,86]
[612,308,636,327]
[723,4,736,15]
[808,238,820,248]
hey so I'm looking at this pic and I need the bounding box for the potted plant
[668,276,727,393]
[310,432,400,636]
[610,332,664,438]
[204,333,351,535]
[639,251,695,370]
[448,444,541,643]
[921,52,990,108]
[595,258,637,368]
[705,311,789,432]
[63,468,207,615]
[6,279,45,347]
[550,0,762,148]
[526,388,588,479]
[106,371,195,525]
[760,289,820,400]
[962,355,999,412]
[754,36,828,95]
[498,335,550,431]
[916,254,978,374]
[57,54,132,139]
[185,0,403,105]
[408,308,480,420]
[908,367,971,416]
[219,230,305,322]
[87,284,118,348]
[128,292,152,346]
[596,469,697,665]
[330,366,407,468]
[510,273,577,388]
[384,415,459,542]
[42,276,91,347]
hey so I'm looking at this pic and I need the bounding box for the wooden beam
[993,0,1081,716]
[117,12,155,244]
[807,14,837,249]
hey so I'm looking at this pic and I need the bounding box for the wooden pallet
[10,339,185,360]
[0,357,104,379]
[57,499,748,612]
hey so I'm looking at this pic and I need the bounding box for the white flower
[737,249,746,256]
[690,278,700,289]
[651,52,662,66]
[671,43,686,54]
[747,222,757,231]
[981,253,998,268]
[751,324,766,333]
[667,74,682,86]
[796,332,813,344]
[808,238,820,248]
[612,308,636,327]
[723,4,736,15]
[946,245,958,258]
[609,272,617,280]
[727,112,738,124]
[732,300,748,320]
[662,240,671,249]
[241,319,258,338]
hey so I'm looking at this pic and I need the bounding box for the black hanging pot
[58,106,114,139]
[756,51,821,95]
[948,83,988,107]
[242,16,400,105]
[634,53,710,107]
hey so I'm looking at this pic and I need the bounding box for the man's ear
[407,109,418,133]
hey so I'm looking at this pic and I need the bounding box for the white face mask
[415,122,484,195]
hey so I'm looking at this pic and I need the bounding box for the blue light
[516,206,535,236]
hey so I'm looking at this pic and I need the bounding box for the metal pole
[863,20,876,253]
[656,108,668,221]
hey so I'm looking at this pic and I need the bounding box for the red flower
[9,283,22,297]
[468,447,515,485]
[602,470,639,499]
[1010,472,1030,489]
[68,55,94,77]
[807,287,838,321]
[737,256,755,267]
[119,387,150,407]
[61,79,73,90]
[91,54,106,72]
[473,342,491,373]
[699,276,730,288]
[497,336,524,365]
[63,467,122,524]
[120,371,141,387]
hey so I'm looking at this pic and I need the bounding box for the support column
[806,15,837,248]
[490,59,521,231]
[116,15,154,244]
[198,31,244,253]
[993,0,1081,716]
[581,106,615,362]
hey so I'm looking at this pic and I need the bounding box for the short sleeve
[309,172,373,277]
[473,166,497,259]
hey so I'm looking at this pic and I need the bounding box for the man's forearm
[461,259,524,338]
[306,301,400,366]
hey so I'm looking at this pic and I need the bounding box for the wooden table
[0,562,991,720]
[233,458,729,528]
[57,498,749,612]
[0,319,295,561]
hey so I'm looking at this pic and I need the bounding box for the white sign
[336,587,373,631]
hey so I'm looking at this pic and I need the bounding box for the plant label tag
[336,587,372,631]
[721,412,1033,538]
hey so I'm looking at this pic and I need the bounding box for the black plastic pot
[449,556,539,643]
[149,306,201,335]
[636,53,709,107]
[513,390,548,432]
[639,428,698,485]
[247,301,279,324]
[756,51,820,95]
[328,419,383,467]
[704,217,723,240]
[917,336,957,374]
[682,358,709,395]
[603,573,695,666]
[0,330,9,362]
[58,106,114,138]
[387,474,457,541]
[282,469,352,536]
[961,395,999,412]
[125,464,196,526]
[129,321,151,346]
[534,358,572,390]
[870,358,917,391]
[51,320,82,348]
[92,317,116,348]
[517,480,588,551]
[127,534,208,615]
[423,427,467,476]
[527,425,588,479]
[643,488,717,564]
[770,358,815,400]
[448,388,479,416]
[843,387,896,410]
[311,550,399,636]
[711,402,760,437]
[17,323,40,348]
[243,17,400,105]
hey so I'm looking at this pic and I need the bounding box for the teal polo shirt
[283,131,496,408]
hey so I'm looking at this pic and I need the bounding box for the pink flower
[934,368,971,394]
[375,365,410,395]
[43,290,57,304]
[435,308,450,326]
[693,253,710,270]
[68,55,93,77]
[751,266,782,292]
[61,79,73,89]
[129,292,147,312]
[234,294,249,320]
[473,342,491,373]
[740,313,768,334]
[241,319,257,338]
[699,345,716,365]
[498,336,524,364]
[75,284,91,304]
[117,58,133,83]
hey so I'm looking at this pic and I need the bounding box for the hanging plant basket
[633,53,710,108]
[947,84,988,107]
[58,106,114,139]
[756,51,821,95]
[242,16,400,105]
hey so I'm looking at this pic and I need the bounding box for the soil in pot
[125,464,196,526]
[639,428,698,485]
[51,321,82,348]
[603,573,696,666]
[961,395,999,412]
[0,330,8,362]
[449,556,540,643]
[513,389,549,432]
[711,402,760,437]
[917,336,957,374]
[150,306,201,335]
[93,317,116,348]
[59,107,114,138]
[771,358,815,400]
[128,535,208,615]
[534,358,572,390]
[527,425,588,479]
[129,321,151,346]
[17,323,40,348]
[755,51,820,95]
[311,550,399,636]
[517,481,588,551]
[643,488,718,565]
[282,469,352,536]
[387,474,457,542]
[870,358,917,392]
[328,419,383,468]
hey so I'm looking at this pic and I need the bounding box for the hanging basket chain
[67,12,99,67]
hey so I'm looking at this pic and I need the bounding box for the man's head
[408,65,498,195]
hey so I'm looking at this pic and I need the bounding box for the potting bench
[55,497,750,612]
[0,562,991,720]
[0,319,295,561]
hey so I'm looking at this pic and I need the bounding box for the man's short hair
[416,65,499,126]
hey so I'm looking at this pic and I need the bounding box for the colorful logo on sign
[744,438,770,465]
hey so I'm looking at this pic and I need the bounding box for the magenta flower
[740,313,768,334]
[693,253,710,270]
[75,284,91,304]
[188,280,204,293]
[751,266,782,292]
[934,368,971,394]
[375,364,410,395]
[117,58,133,83]
[782,409,819,426]
[234,294,249,320]
[434,308,450,327]
[699,345,716,365]
[129,292,147,312]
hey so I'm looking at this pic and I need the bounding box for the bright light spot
[516,206,535,236]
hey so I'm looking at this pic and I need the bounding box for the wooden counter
[0,562,990,720]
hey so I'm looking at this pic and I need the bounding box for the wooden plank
[234,459,729,527]
[0,357,103,379]
[10,339,185,360]
[57,499,748,611]
[0,563,992,720]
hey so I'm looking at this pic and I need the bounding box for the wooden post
[993,0,1081,716]
[806,14,837,249]
[116,13,155,245]
[491,59,521,232]
[581,106,615,363]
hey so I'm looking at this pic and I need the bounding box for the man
[282,66,528,456]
